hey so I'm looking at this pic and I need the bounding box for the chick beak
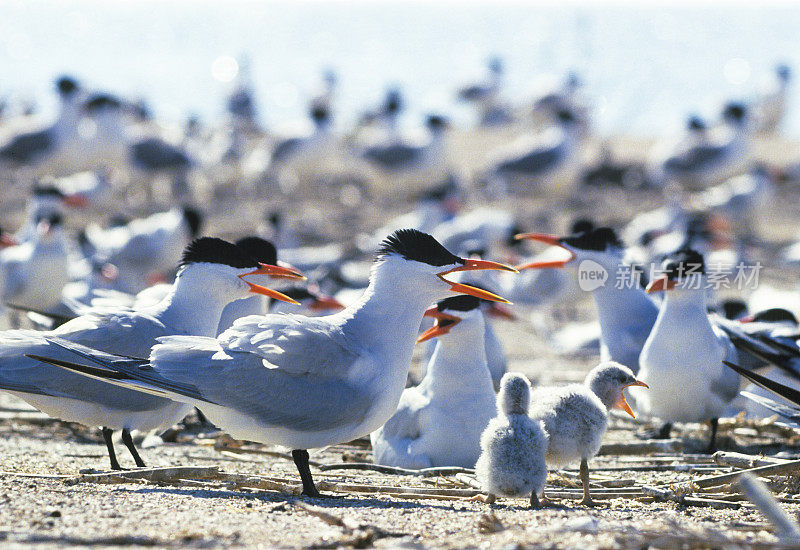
[437,258,517,304]
[645,274,676,293]
[417,307,461,343]
[616,380,649,418]
[514,233,576,270]
[239,263,306,305]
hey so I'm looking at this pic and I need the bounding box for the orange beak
[0,233,17,248]
[309,294,346,312]
[514,233,576,270]
[487,302,517,321]
[64,194,89,208]
[239,263,306,305]
[616,380,649,418]
[437,259,517,304]
[417,306,461,343]
[645,274,676,293]
[268,261,306,280]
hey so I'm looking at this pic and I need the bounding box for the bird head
[376,229,517,306]
[178,237,304,305]
[585,361,648,418]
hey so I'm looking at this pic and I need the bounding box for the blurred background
[2,0,797,136]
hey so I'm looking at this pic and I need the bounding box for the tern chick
[529,361,647,506]
[475,373,548,508]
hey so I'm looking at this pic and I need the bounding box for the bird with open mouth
[29,228,517,497]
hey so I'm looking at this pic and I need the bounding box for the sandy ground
[3,133,800,548]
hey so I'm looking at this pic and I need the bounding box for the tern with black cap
[0,237,302,470]
[32,229,516,496]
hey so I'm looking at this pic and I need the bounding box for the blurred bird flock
[6,1,800,548]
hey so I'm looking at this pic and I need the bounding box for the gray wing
[741,391,800,426]
[0,129,53,164]
[495,146,561,175]
[131,138,190,170]
[362,144,419,170]
[270,137,303,164]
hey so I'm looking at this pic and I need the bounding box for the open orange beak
[417,306,461,343]
[645,274,676,293]
[0,234,17,248]
[239,263,306,305]
[487,302,517,321]
[309,294,346,312]
[514,233,576,270]
[616,380,649,418]
[267,261,306,280]
[437,259,517,304]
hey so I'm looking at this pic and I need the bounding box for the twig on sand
[214,445,322,466]
[63,467,221,486]
[641,486,742,509]
[317,462,473,477]
[293,501,404,547]
[598,439,683,456]
[737,473,800,541]
[712,451,788,469]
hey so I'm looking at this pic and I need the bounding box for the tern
[486,109,583,198]
[638,248,740,450]
[516,226,659,372]
[475,372,548,508]
[81,207,203,294]
[529,362,647,506]
[33,229,517,496]
[2,212,70,323]
[371,295,498,469]
[4,237,301,470]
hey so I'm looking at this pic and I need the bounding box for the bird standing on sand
[33,229,517,496]
[475,372,548,508]
[529,361,647,506]
[638,248,740,450]
[3,237,302,470]
[371,295,498,469]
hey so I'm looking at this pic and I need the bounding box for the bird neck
[424,318,492,394]
[342,260,442,361]
[154,274,238,337]
[651,285,715,342]
[592,265,659,337]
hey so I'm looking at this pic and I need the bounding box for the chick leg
[578,458,595,507]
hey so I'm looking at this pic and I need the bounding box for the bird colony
[2,62,800,548]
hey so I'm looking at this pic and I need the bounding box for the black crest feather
[435,294,482,313]
[181,206,203,238]
[180,237,258,269]
[84,93,123,112]
[235,237,277,266]
[378,229,462,267]
[561,226,622,252]
[32,184,65,199]
[661,247,706,279]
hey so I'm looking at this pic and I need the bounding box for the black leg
[121,429,146,468]
[706,418,719,454]
[656,422,673,439]
[292,449,321,497]
[102,427,122,471]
